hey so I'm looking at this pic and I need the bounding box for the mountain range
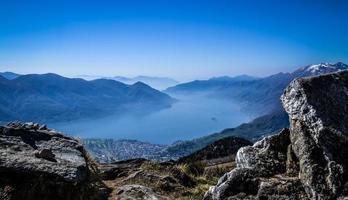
[76,75,179,90]
[84,62,348,161]
[166,62,348,116]
[0,73,175,123]
[1,62,347,162]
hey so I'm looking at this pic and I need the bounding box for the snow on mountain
[292,62,348,77]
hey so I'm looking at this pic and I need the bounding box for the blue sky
[0,0,347,81]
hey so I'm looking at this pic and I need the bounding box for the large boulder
[281,71,348,199]
[0,122,109,200]
[204,71,348,199]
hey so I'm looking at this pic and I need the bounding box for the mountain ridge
[76,75,179,90]
[0,73,175,123]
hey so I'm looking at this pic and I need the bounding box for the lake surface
[49,94,252,144]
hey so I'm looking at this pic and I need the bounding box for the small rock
[115,184,170,200]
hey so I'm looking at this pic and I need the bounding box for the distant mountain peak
[306,62,345,73]
[209,75,257,82]
[76,75,178,90]
[0,71,21,80]
[293,62,348,77]
[131,81,152,89]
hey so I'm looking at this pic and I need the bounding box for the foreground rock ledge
[204,71,348,200]
[0,122,109,200]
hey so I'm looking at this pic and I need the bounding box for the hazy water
[49,94,251,144]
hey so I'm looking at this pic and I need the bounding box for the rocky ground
[98,139,248,200]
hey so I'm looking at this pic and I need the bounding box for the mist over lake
[49,93,251,144]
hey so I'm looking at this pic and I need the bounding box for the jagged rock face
[281,71,348,199]
[0,122,109,200]
[204,71,348,200]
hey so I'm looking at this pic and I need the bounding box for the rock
[0,122,109,200]
[285,144,300,177]
[256,176,307,200]
[281,71,348,199]
[236,128,290,176]
[122,170,184,193]
[116,184,171,200]
[204,168,260,199]
[204,130,302,200]
[100,158,147,180]
[205,71,348,199]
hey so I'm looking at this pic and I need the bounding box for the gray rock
[256,175,307,200]
[0,122,109,200]
[282,71,348,199]
[116,184,171,200]
[236,128,290,176]
[204,130,301,200]
[0,122,87,182]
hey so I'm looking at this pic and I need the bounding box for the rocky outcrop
[282,71,348,199]
[203,129,306,200]
[204,71,348,199]
[0,122,109,200]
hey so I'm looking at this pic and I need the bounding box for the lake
[49,94,252,144]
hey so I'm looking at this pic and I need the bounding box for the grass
[175,161,229,199]
[177,162,206,177]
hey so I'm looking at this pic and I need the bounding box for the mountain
[0,71,21,79]
[0,73,175,123]
[209,75,258,82]
[110,76,179,90]
[165,75,258,95]
[292,61,348,77]
[76,75,179,90]
[167,62,348,116]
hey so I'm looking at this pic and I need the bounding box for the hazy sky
[1,0,347,81]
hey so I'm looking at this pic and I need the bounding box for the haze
[50,93,251,144]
